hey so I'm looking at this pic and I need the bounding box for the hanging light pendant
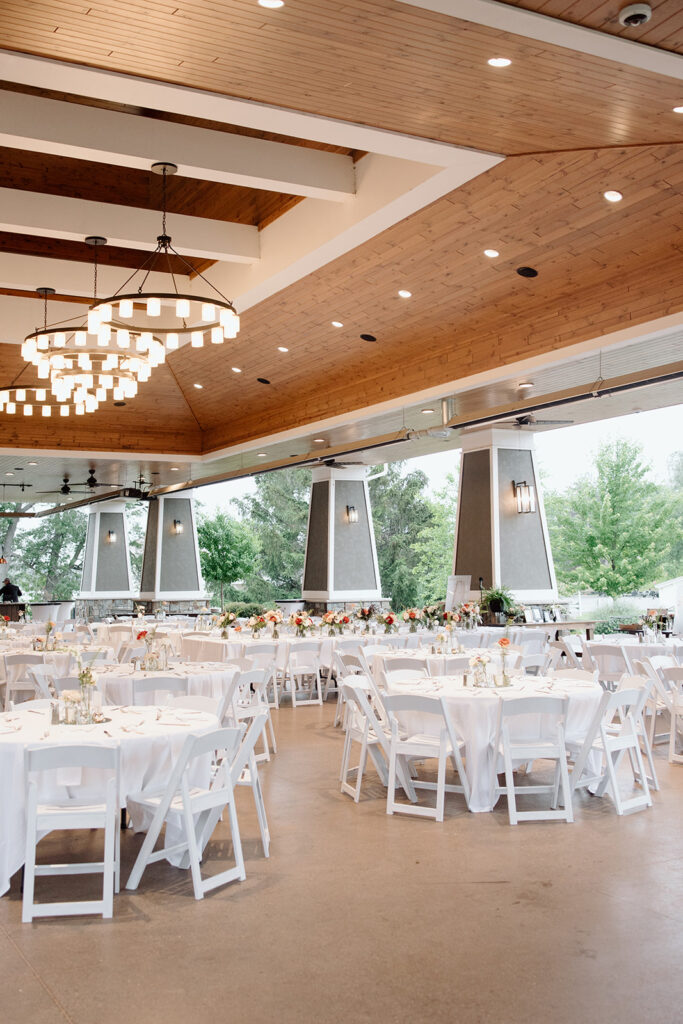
[89,163,240,351]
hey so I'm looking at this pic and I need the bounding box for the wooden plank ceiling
[0,1,682,460]
[498,1,683,53]
[2,141,682,455]
[0,1,683,153]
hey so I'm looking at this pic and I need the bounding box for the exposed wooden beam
[0,187,260,264]
[0,91,356,202]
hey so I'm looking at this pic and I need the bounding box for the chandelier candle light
[5,163,240,418]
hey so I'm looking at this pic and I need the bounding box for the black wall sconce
[346,505,359,523]
[172,518,184,534]
[513,481,536,514]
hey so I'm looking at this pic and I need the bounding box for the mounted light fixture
[346,505,359,524]
[514,481,536,514]
[11,163,240,419]
[106,529,117,544]
[172,518,184,535]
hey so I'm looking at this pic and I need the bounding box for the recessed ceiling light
[398,289,412,299]
[484,249,500,258]
[231,367,242,373]
[603,190,623,202]
[194,383,203,389]
[673,106,683,113]
[516,266,538,278]
[313,438,326,443]
[28,461,37,466]
[331,321,344,328]
[421,408,434,414]
[5,472,13,476]
[488,57,511,67]
[518,381,534,390]
[258,0,284,8]
[170,467,179,471]
[257,452,268,458]
[277,346,289,352]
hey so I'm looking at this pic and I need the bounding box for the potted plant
[481,586,514,624]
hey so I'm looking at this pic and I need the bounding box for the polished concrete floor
[2,701,682,1024]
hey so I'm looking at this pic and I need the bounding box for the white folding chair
[26,664,57,700]
[384,667,429,687]
[229,711,271,857]
[131,675,188,705]
[126,727,246,900]
[340,681,417,803]
[491,696,573,825]
[117,643,146,664]
[521,653,548,675]
[565,688,652,816]
[440,655,470,675]
[333,652,365,727]
[232,669,277,761]
[3,653,46,710]
[383,693,470,821]
[384,656,428,676]
[615,674,659,791]
[76,649,109,667]
[23,743,120,922]
[241,645,280,709]
[633,657,676,746]
[583,642,632,690]
[287,642,323,707]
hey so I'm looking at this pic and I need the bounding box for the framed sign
[445,575,471,612]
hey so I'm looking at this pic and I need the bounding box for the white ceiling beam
[0,50,496,166]
[0,188,260,264]
[0,92,355,202]
[0,253,188,302]
[397,0,683,80]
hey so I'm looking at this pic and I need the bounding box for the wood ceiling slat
[2,1,683,154]
[0,147,301,228]
[0,231,195,274]
[499,1,683,52]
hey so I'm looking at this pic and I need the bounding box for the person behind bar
[0,577,22,602]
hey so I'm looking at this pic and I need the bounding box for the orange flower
[497,637,510,648]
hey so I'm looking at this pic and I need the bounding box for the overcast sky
[197,404,682,515]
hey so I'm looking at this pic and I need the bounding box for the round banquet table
[368,646,507,679]
[385,674,604,813]
[0,703,218,896]
[96,661,239,706]
[0,644,117,682]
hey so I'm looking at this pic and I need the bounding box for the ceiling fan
[499,413,575,428]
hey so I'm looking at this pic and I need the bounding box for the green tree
[0,501,35,573]
[411,474,458,603]
[659,451,683,581]
[235,468,311,600]
[197,511,258,608]
[369,462,435,609]
[126,502,147,590]
[15,509,88,600]
[545,439,676,598]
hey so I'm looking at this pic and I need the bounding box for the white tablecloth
[181,635,243,662]
[0,645,116,682]
[96,662,239,705]
[0,704,218,896]
[386,674,603,813]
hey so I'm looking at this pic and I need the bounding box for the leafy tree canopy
[545,439,678,598]
[197,511,258,608]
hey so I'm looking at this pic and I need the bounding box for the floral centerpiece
[496,636,512,686]
[264,608,283,638]
[422,604,443,630]
[248,614,267,637]
[322,610,338,637]
[137,627,159,670]
[78,661,97,723]
[402,608,423,633]
[458,602,482,630]
[0,614,9,636]
[469,652,491,687]
[355,606,375,634]
[218,610,237,638]
[135,603,146,621]
[376,611,398,634]
[335,612,351,635]
[442,610,461,626]
[289,612,313,638]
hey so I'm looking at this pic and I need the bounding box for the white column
[78,500,134,599]
[138,491,205,601]
[453,427,557,603]
[302,466,381,603]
